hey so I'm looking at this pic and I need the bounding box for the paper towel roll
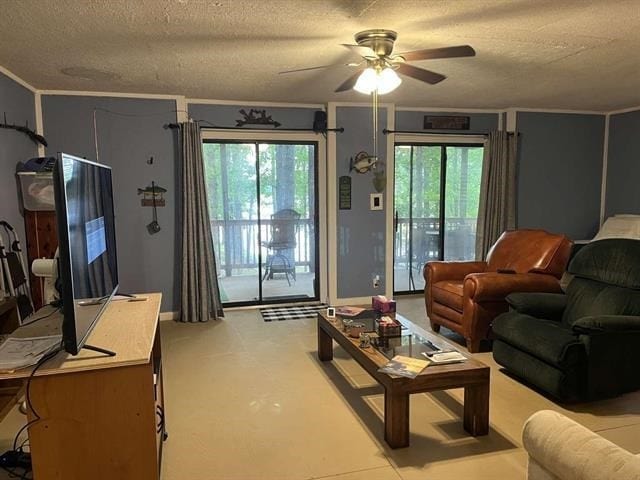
[32,258,56,277]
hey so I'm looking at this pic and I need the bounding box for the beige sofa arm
[522,410,640,480]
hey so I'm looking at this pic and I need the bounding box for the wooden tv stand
[0,293,166,480]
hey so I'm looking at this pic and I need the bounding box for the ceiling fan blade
[279,63,350,74]
[397,45,476,62]
[335,70,364,93]
[280,59,363,74]
[341,43,377,58]
[395,64,446,85]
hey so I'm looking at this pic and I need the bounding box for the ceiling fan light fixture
[353,67,378,94]
[353,67,401,95]
[377,67,401,94]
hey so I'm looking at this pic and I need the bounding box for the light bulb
[353,68,377,94]
[377,68,402,94]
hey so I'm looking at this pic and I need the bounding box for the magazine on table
[378,355,429,379]
[335,306,366,317]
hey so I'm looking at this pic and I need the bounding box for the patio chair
[262,209,300,286]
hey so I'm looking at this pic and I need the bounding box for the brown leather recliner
[424,229,573,353]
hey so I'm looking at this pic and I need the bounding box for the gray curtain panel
[179,122,224,322]
[475,130,517,260]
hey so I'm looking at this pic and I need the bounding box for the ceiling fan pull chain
[372,89,378,161]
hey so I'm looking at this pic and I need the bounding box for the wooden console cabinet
[0,293,166,479]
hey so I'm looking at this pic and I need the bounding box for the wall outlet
[373,275,380,288]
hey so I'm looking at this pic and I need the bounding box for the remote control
[128,296,148,302]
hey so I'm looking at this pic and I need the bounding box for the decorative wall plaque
[138,183,166,207]
[424,115,470,130]
[236,108,281,128]
[339,176,351,210]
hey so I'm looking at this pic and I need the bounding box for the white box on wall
[370,193,383,211]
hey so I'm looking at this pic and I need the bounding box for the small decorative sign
[339,176,351,210]
[424,115,470,130]
[138,183,167,207]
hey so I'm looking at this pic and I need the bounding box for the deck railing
[394,217,478,266]
[211,218,315,276]
[211,217,476,276]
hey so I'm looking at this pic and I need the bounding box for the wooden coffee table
[317,310,490,448]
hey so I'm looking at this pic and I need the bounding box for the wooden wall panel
[24,210,58,309]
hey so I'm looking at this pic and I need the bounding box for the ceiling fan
[280,29,475,94]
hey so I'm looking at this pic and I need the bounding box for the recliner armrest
[506,292,567,321]
[423,261,487,284]
[572,315,640,334]
[464,272,562,302]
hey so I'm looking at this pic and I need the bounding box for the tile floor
[1,295,639,479]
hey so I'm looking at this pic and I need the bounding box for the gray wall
[516,112,605,240]
[604,109,640,217]
[336,106,388,298]
[188,104,320,129]
[30,93,619,307]
[41,95,178,311]
[0,72,37,262]
[395,110,499,133]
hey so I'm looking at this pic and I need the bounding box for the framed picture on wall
[424,116,470,130]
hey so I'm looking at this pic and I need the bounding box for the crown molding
[187,98,325,109]
[607,105,640,115]
[0,65,36,92]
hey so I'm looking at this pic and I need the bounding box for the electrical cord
[0,463,31,480]
[12,343,63,452]
[93,107,189,118]
[17,439,29,453]
[93,107,190,162]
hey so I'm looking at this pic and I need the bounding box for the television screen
[53,153,119,355]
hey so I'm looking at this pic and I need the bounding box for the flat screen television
[53,153,119,355]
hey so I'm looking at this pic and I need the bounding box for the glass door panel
[394,142,484,295]
[202,142,259,303]
[394,145,442,293]
[203,140,318,306]
[258,143,317,301]
[443,146,484,261]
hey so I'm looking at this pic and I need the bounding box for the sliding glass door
[393,143,484,294]
[202,141,319,306]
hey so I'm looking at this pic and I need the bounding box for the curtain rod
[164,123,344,133]
[383,128,519,136]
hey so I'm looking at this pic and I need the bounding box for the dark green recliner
[492,238,640,402]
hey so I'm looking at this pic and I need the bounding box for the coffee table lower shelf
[317,312,490,448]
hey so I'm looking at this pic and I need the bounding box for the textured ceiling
[1,0,639,111]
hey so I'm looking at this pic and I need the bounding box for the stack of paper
[0,335,62,372]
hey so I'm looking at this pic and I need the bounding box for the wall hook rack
[0,113,48,147]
